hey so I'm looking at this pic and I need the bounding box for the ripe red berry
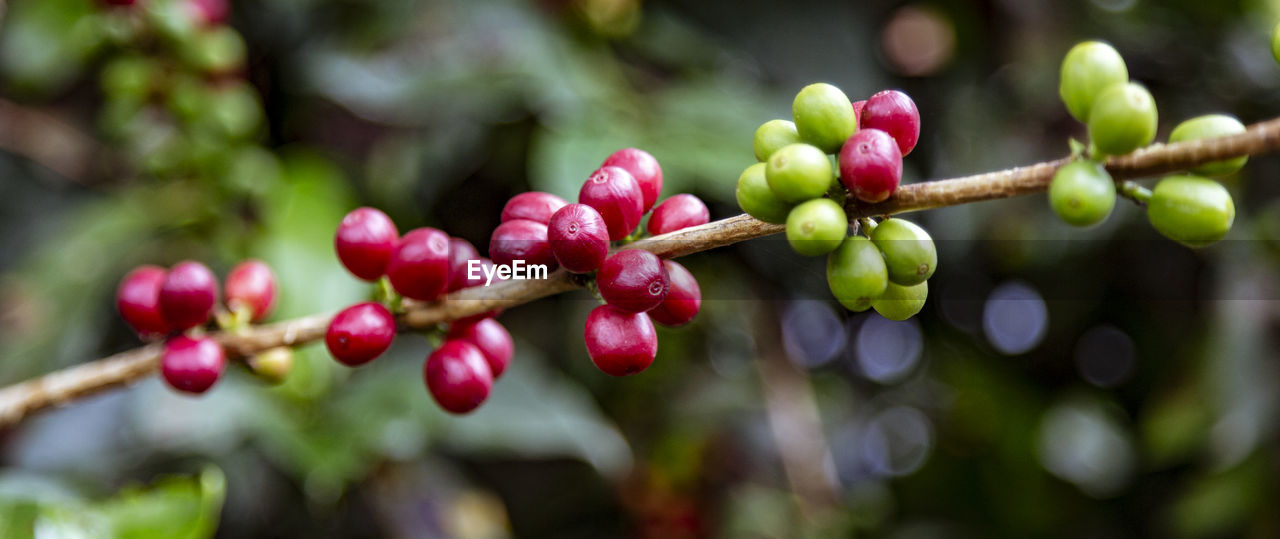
[597,249,669,313]
[161,335,226,394]
[386,228,451,301]
[159,260,218,330]
[117,265,171,338]
[584,305,658,376]
[446,237,481,293]
[852,99,867,122]
[187,0,229,25]
[860,90,921,156]
[325,302,397,366]
[447,317,514,378]
[335,207,400,281]
[548,203,610,273]
[489,219,556,269]
[224,259,276,322]
[501,192,568,225]
[648,260,701,327]
[602,148,663,212]
[647,194,710,236]
[839,128,903,203]
[579,166,644,241]
[424,340,493,414]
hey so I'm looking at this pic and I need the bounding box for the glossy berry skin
[1169,115,1248,176]
[839,128,903,203]
[424,340,493,414]
[870,218,937,286]
[648,194,710,236]
[446,238,481,293]
[584,305,658,377]
[649,260,700,327]
[860,90,921,156]
[548,204,610,273]
[1049,160,1116,227]
[501,192,567,225]
[447,317,514,379]
[598,249,670,313]
[827,236,888,312]
[1148,175,1235,248]
[1059,41,1128,122]
[335,207,400,281]
[872,281,928,321]
[117,265,171,338]
[161,336,225,394]
[766,143,833,203]
[736,163,793,224]
[786,198,848,256]
[387,228,451,301]
[224,259,276,321]
[1088,82,1157,156]
[159,260,219,331]
[753,120,803,162]
[325,302,397,366]
[602,148,664,212]
[579,166,645,241]
[489,219,556,269]
[792,83,858,153]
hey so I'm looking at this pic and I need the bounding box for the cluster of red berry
[845,90,921,202]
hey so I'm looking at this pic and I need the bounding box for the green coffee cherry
[870,218,937,286]
[872,281,928,321]
[101,56,158,101]
[754,120,803,162]
[786,198,848,256]
[1168,114,1248,176]
[248,347,294,385]
[181,27,247,74]
[766,143,834,203]
[1088,82,1157,156]
[827,236,888,312]
[1148,175,1235,247]
[737,163,794,224]
[1059,41,1128,122]
[792,83,858,154]
[1049,159,1116,227]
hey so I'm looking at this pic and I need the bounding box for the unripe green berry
[766,143,834,203]
[872,281,928,321]
[736,163,794,224]
[827,236,888,312]
[1059,41,1129,122]
[754,119,802,162]
[1168,114,1248,176]
[248,347,293,385]
[870,218,937,286]
[1147,175,1235,247]
[786,198,848,256]
[1088,82,1158,156]
[101,56,158,100]
[792,83,858,154]
[1049,159,1116,227]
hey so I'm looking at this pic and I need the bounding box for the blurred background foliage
[3,0,1280,536]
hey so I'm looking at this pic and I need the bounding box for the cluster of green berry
[736,83,935,320]
[1051,41,1238,247]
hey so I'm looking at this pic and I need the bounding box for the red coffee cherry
[224,259,276,322]
[187,0,229,25]
[548,203,610,273]
[335,207,400,281]
[584,305,658,376]
[387,227,451,301]
[602,148,663,212]
[446,237,481,293]
[501,192,568,225]
[325,302,397,366]
[859,89,921,156]
[579,166,644,241]
[489,219,556,269]
[447,317,514,378]
[117,265,171,338]
[852,99,867,122]
[597,249,669,313]
[424,340,493,414]
[648,260,701,327]
[647,194,710,236]
[159,260,219,331]
[161,335,226,394]
[839,128,903,203]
